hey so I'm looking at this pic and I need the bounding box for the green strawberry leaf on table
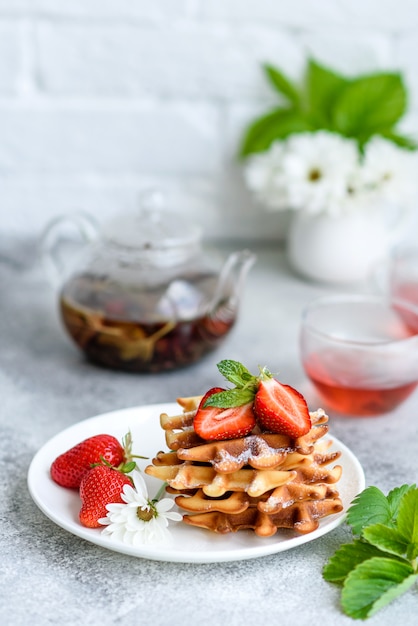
[323,540,391,584]
[341,557,417,620]
[323,483,418,620]
[362,524,411,558]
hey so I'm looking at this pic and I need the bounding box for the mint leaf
[216,359,254,388]
[362,524,410,557]
[347,486,392,534]
[332,73,407,140]
[305,59,349,128]
[323,540,386,584]
[341,557,417,620]
[203,388,255,408]
[239,107,313,157]
[263,63,300,107]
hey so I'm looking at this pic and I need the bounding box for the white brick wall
[1,0,418,241]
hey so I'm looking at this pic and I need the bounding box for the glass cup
[389,245,418,333]
[300,294,418,416]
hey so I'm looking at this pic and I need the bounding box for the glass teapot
[40,192,256,373]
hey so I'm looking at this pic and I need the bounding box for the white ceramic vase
[286,207,411,284]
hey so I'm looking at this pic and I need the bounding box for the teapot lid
[101,190,201,251]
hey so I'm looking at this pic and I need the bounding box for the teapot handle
[40,212,99,287]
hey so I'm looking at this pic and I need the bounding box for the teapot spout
[209,249,256,316]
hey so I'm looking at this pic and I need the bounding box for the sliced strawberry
[254,377,311,438]
[194,387,256,441]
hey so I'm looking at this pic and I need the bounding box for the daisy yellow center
[308,167,322,182]
[136,501,157,522]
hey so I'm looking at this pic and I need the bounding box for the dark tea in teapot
[41,194,255,372]
[60,272,236,372]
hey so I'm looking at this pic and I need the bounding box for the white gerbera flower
[98,471,182,546]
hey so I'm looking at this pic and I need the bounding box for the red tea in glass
[300,295,418,416]
[303,352,418,416]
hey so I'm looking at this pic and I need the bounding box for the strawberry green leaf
[362,524,410,557]
[387,484,416,520]
[203,388,255,408]
[323,540,387,584]
[263,63,301,106]
[397,488,418,558]
[216,360,255,388]
[121,461,136,473]
[347,486,392,534]
[341,557,417,620]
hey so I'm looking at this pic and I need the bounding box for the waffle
[145,399,343,536]
[146,462,295,497]
[181,497,343,536]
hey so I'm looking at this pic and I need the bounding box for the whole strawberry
[51,433,126,489]
[79,465,132,528]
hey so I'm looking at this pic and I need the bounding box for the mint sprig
[323,484,418,619]
[203,359,268,408]
[239,58,416,157]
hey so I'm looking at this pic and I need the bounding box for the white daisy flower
[244,141,289,211]
[243,130,418,218]
[280,131,359,216]
[98,471,182,546]
[360,136,418,208]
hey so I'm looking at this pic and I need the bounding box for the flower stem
[152,481,168,503]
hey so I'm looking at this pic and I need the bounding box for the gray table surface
[1,237,417,626]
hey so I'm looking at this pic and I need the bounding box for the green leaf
[305,58,349,128]
[387,484,417,521]
[380,131,417,150]
[347,486,392,534]
[121,461,136,473]
[332,73,407,138]
[239,107,313,157]
[216,359,254,388]
[341,557,417,620]
[263,63,300,106]
[362,524,410,557]
[397,489,418,558]
[323,540,387,584]
[203,388,255,408]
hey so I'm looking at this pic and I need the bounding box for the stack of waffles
[145,396,343,537]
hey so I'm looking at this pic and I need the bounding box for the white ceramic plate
[28,403,365,563]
